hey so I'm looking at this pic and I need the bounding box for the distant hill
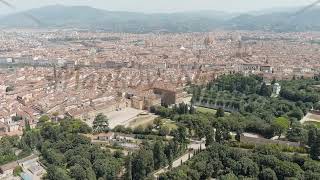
[226,8,320,32]
[0,5,224,33]
[1,5,320,32]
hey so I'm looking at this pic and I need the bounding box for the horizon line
[0,3,316,16]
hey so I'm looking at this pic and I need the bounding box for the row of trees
[152,102,305,140]
[150,102,196,118]
[161,143,320,180]
[16,112,189,180]
[207,74,263,94]
[19,117,124,180]
[113,119,171,137]
[280,79,320,103]
[0,136,31,166]
[157,75,320,179]
[189,74,320,139]
[151,110,320,179]
[125,126,189,180]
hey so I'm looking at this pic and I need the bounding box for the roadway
[153,140,206,178]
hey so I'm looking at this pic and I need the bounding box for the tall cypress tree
[153,141,166,170]
[216,108,225,118]
[309,128,320,160]
[125,154,133,180]
[259,82,271,97]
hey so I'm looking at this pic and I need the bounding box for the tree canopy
[93,113,109,133]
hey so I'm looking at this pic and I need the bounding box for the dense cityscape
[1,1,320,180]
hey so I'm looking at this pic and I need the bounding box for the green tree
[42,148,64,166]
[69,164,87,180]
[308,127,320,160]
[153,141,166,169]
[233,157,259,177]
[154,118,163,128]
[66,156,92,169]
[113,125,127,133]
[302,160,320,173]
[215,127,230,143]
[219,172,238,180]
[133,125,145,134]
[259,168,277,180]
[159,126,170,136]
[60,119,92,134]
[85,167,96,180]
[40,122,60,141]
[274,161,304,179]
[215,128,223,143]
[216,108,225,117]
[93,158,120,179]
[174,126,188,144]
[13,166,23,176]
[167,149,173,170]
[114,150,124,159]
[305,171,320,180]
[287,123,308,143]
[189,105,196,114]
[160,169,188,180]
[92,113,109,133]
[125,155,133,180]
[288,109,304,120]
[271,117,290,137]
[39,115,50,123]
[235,131,241,142]
[259,82,272,97]
[310,138,320,161]
[314,103,320,111]
[46,166,72,180]
[24,119,31,131]
[132,149,154,180]
[21,129,42,149]
[205,126,215,146]
[308,126,318,147]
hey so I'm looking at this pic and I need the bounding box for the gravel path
[153,140,206,178]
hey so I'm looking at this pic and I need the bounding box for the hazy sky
[0,0,317,15]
